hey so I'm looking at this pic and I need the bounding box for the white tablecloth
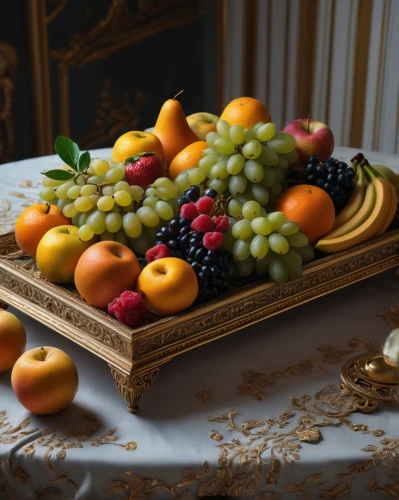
[1,148,399,499]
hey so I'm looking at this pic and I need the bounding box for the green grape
[104,166,124,183]
[209,161,229,180]
[87,210,106,234]
[189,167,207,185]
[244,160,263,183]
[241,200,261,220]
[153,177,172,188]
[156,186,178,200]
[232,219,253,239]
[250,183,269,205]
[40,187,56,201]
[78,211,90,227]
[227,154,245,175]
[114,181,130,192]
[71,214,80,226]
[251,122,264,133]
[174,171,192,191]
[295,244,314,263]
[129,185,144,202]
[74,196,95,212]
[267,132,296,154]
[206,178,228,194]
[89,194,100,207]
[62,203,78,218]
[268,258,289,284]
[168,197,179,214]
[250,234,269,259]
[136,206,160,227]
[123,212,142,238]
[255,252,273,274]
[87,176,103,185]
[113,190,132,207]
[129,227,155,255]
[236,190,253,204]
[256,122,275,142]
[273,166,285,183]
[234,256,255,277]
[143,196,160,208]
[75,174,86,186]
[278,221,299,236]
[102,185,114,196]
[216,119,230,138]
[229,124,245,145]
[114,229,129,247]
[286,232,309,247]
[267,211,287,230]
[42,175,65,187]
[145,187,157,197]
[105,211,122,233]
[242,140,261,160]
[260,207,267,217]
[91,158,110,176]
[78,224,95,241]
[271,183,282,197]
[221,223,236,253]
[214,138,235,155]
[198,155,218,173]
[217,154,233,163]
[67,185,82,200]
[261,165,275,187]
[80,184,98,196]
[55,180,75,199]
[244,129,256,141]
[203,147,220,156]
[99,230,115,242]
[251,217,273,235]
[287,265,303,280]
[229,173,247,196]
[227,198,243,217]
[268,233,289,254]
[233,238,252,261]
[155,200,173,220]
[283,149,300,164]
[259,145,279,166]
[276,154,289,169]
[280,248,302,268]
[205,131,220,147]
[97,195,115,211]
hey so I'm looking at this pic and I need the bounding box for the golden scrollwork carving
[0,42,17,163]
[109,365,161,413]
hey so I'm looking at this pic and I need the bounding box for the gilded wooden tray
[1,230,399,413]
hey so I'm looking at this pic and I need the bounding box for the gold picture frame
[1,230,399,413]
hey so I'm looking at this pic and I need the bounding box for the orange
[220,96,271,129]
[168,140,207,180]
[15,203,70,259]
[0,309,26,373]
[112,131,165,163]
[11,346,78,415]
[136,257,198,316]
[74,241,141,309]
[275,185,335,244]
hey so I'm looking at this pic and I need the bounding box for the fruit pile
[14,94,398,328]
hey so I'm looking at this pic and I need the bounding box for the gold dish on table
[1,230,399,413]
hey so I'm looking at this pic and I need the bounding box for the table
[1,147,399,499]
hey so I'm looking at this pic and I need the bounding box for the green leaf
[124,152,156,164]
[54,136,80,171]
[78,151,90,173]
[43,169,75,181]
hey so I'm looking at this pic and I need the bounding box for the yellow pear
[153,91,198,164]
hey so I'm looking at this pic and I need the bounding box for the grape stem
[173,90,184,100]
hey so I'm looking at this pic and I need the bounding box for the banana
[324,180,376,239]
[315,178,392,254]
[375,182,397,236]
[332,166,367,230]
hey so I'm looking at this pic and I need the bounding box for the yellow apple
[186,112,219,140]
[11,346,78,415]
[0,309,26,373]
[36,225,95,283]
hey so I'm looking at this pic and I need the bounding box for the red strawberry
[212,215,229,233]
[124,153,166,190]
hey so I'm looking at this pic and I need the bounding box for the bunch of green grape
[173,119,299,213]
[221,200,314,283]
[39,158,179,254]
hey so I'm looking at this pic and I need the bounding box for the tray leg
[110,365,161,413]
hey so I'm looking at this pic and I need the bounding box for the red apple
[282,118,334,164]
[124,152,166,190]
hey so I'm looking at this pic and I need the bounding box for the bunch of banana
[315,154,397,253]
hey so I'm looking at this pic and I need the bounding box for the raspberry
[108,291,148,327]
[180,202,199,221]
[195,196,214,215]
[191,214,214,233]
[203,232,224,251]
[212,215,229,233]
[146,244,170,263]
